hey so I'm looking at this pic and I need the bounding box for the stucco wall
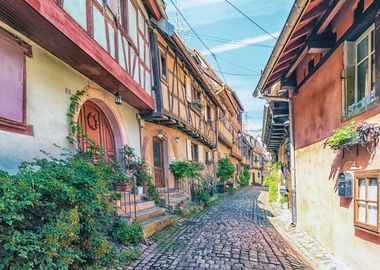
[0,23,141,173]
[296,114,380,270]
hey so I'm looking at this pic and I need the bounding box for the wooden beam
[301,1,330,23]
[317,0,346,35]
[307,32,336,53]
[285,46,308,78]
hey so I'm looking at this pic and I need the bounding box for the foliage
[280,194,288,204]
[191,99,202,112]
[206,119,213,126]
[169,161,202,180]
[147,178,162,207]
[194,174,214,203]
[0,150,143,269]
[263,163,280,202]
[324,122,357,150]
[356,122,380,147]
[238,169,250,187]
[217,157,235,183]
[111,221,144,245]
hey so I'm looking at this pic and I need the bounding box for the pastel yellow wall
[141,122,214,188]
[296,113,380,270]
[0,23,141,173]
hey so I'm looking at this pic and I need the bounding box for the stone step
[116,200,156,215]
[141,215,175,238]
[134,207,165,223]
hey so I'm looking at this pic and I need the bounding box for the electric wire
[168,0,228,84]
[223,0,278,40]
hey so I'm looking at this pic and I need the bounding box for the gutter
[253,0,310,96]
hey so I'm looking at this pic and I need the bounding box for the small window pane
[153,140,161,167]
[368,178,378,201]
[139,35,145,60]
[93,7,107,50]
[357,60,369,101]
[123,37,129,72]
[368,203,377,226]
[128,1,138,46]
[118,32,126,69]
[138,10,145,33]
[358,202,366,223]
[371,30,375,52]
[145,71,151,93]
[358,179,366,199]
[140,63,144,87]
[371,54,375,92]
[145,44,151,68]
[357,36,368,63]
[63,0,87,30]
[108,24,115,58]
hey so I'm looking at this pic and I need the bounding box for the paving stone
[129,187,311,269]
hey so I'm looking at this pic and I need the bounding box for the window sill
[0,117,33,136]
[342,97,379,122]
[354,224,379,235]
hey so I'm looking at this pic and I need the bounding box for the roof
[254,0,343,95]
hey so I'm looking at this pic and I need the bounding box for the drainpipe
[213,109,219,194]
[288,96,297,226]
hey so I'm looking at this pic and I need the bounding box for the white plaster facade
[0,22,141,174]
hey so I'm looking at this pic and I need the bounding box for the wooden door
[78,101,116,161]
[153,137,165,187]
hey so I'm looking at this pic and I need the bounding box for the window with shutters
[344,25,377,118]
[354,170,380,233]
[0,28,32,135]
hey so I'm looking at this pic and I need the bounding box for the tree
[217,157,235,183]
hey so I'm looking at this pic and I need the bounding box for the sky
[165,0,294,136]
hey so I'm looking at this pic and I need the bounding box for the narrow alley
[130,187,310,270]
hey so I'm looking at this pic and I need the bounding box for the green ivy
[169,161,202,181]
[263,163,280,202]
[111,221,144,245]
[238,169,250,187]
[324,121,357,150]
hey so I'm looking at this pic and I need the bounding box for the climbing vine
[66,89,87,145]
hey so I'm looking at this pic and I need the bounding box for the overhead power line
[215,55,261,74]
[218,71,260,77]
[223,0,278,40]
[168,0,228,84]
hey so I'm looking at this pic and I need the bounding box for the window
[191,143,199,162]
[354,171,379,233]
[61,0,151,93]
[205,151,210,164]
[206,104,212,121]
[192,88,201,101]
[160,53,167,79]
[0,27,32,135]
[344,25,377,117]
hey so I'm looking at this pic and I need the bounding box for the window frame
[191,143,199,162]
[354,170,380,234]
[0,27,33,136]
[354,24,376,104]
[160,51,168,80]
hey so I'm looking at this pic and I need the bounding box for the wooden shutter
[375,10,380,97]
[343,41,356,113]
[187,139,192,161]
[198,145,204,163]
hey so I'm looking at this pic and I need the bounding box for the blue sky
[166,0,293,136]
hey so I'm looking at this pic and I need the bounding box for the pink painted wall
[0,37,24,122]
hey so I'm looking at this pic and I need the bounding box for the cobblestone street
[129,187,311,270]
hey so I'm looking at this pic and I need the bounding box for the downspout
[213,109,219,194]
[288,96,297,225]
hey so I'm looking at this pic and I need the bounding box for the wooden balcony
[218,121,233,148]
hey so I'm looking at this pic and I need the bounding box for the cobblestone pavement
[129,187,312,270]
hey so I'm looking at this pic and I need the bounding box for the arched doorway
[153,136,165,187]
[78,101,116,161]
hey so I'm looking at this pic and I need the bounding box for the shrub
[263,163,280,202]
[0,151,143,269]
[169,161,201,180]
[238,169,250,187]
[217,157,235,183]
[111,221,144,245]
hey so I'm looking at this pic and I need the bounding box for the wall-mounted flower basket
[191,99,202,112]
[324,122,380,151]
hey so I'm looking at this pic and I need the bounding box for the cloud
[202,32,280,55]
[167,0,225,11]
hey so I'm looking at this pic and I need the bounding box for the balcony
[0,0,157,110]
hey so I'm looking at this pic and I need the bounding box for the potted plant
[178,200,185,210]
[324,121,357,150]
[217,157,235,193]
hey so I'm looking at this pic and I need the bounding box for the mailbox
[338,172,353,197]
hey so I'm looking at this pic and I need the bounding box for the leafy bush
[263,163,280,202]
[238,169,250,187]
[169,161,201,180]
[111,221,144,245]
[217,157,235,183]
[0,151,142,270]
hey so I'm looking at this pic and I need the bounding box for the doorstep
[258,189,353,270]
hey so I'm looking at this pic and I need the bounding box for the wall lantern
[115,92,122,105]
[174,136,180,144]
[157,129,164,140]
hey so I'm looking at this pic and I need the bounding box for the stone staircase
[115,193,174,238]
[158,188,191,209]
